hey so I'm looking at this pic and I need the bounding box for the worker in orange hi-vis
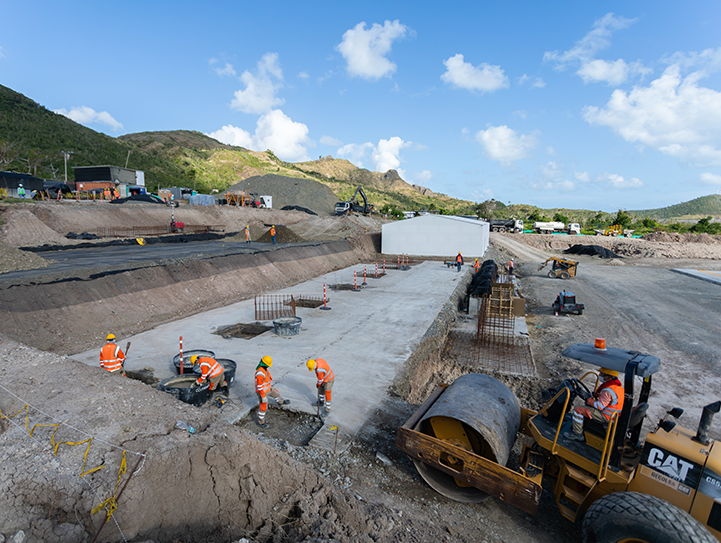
[307,358,334,417]
[254,356,289,428]
[245,225,251,243]
[270,225,277,245]
[99,333,126,373]
[191,355,228,396]
[455,251,464,272]
[473,258,480,272]
[113,187,120,200]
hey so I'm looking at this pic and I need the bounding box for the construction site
[1,197,721,543]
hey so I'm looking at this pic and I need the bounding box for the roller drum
[413,373,521,503]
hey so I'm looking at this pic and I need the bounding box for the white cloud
[544,13,636,67]
[207,125,254,148]
[546,146,556,155]
[531,161,576,191]
[575,171,590,183]
[212,61,236,77]
[543,13,647,86]
[518,74,546,88]
[584,64,721,165]
[597,172,644,188]
[336,20,409,80]
[413,170,432,183]
[0,46,5,59]
[471,188,494,201]
[371,136,411,172]
[512,110,527,119]
[320,135,343,146]
[337,137,410,171]
[337,142,374,167]
[54,106,123,131]
[441,54,509,93]
[700,172,721,185]
[298,71,309,80]
[207,109,310,162]
[475,125,537,164]
[231,52,284,114]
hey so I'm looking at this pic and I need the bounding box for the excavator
[335,186,373,215]
[397,339,720,542]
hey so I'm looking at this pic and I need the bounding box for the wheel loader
[396,340,720,542]
[539,257,578,279]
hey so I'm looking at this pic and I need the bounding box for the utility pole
[61,150,73,182]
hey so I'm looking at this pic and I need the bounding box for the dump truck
[488,218,524,233]
[538,257,578,279]
[396,341,720,542]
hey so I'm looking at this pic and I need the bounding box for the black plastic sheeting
[281,205,318,215]
[23,231,231,252]
[564,244,622,259]
[65,232,102,240]
[109,194,165,204]
[468,260,498,297]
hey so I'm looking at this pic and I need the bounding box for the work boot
[256,420,269,429]
[222,386,230,397]
[312,400,325,408]
[278,398,291,406]
[563,431,585,442]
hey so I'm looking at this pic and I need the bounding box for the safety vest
[270,227,276,237]
[99,342,124,372]
[255,366,272,396]
[314,359,335,386]
[456,254,463,263]
[245,227,250,240]
[197,357,223,380]
[473,261,480,271]
[594,380,624,420]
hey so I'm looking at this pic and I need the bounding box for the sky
[2,1,721,212]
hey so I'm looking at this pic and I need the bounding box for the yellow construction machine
[539,257,578,279]
[397,341,720,542]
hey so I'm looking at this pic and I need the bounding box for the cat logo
[646,447,694,483]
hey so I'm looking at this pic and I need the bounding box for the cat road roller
[396,341,720,542]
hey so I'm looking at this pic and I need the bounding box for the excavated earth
[1,204,721,543]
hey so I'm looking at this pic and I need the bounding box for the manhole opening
[236,408,324,446]
[329,283,356,291]
[214,322,273,339]
[294,296,324,308]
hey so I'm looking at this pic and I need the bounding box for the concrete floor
[75,261,469,452]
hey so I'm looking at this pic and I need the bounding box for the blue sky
[3,1,721,211]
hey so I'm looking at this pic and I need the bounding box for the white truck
[567,223,581,235]
[532,221,566,234]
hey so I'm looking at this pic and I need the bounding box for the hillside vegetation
[1,84,718,220]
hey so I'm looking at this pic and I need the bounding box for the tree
[0,140,21,169]
[474,199,497,219]
[553,212,569,224]
[527,210,542,222]
[691,216,712,233]
[612,209,632,228]
[641,217,657,229]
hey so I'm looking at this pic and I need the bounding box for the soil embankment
[0,235,379,355]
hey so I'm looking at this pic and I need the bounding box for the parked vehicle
[488,219,524,233]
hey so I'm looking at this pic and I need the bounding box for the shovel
[122,341,131,377]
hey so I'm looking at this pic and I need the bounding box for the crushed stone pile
[256,224,305,243]
[0,244,54,274]
[223,174,339,216]
[564,244,622,259]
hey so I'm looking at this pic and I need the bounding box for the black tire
[548,270,557,278]
[560,271,570,279]
[578,308,584,315]
[582,492,716,543]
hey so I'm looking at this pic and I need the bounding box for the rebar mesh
[255,294,296,321]
[94,225,225,238]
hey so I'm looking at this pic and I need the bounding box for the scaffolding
[254,294,297,321]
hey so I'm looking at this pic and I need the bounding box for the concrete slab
[75,261,468,452]
[671,268,721,286]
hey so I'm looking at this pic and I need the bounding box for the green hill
[629,194,721,219]
[0,84,474,213]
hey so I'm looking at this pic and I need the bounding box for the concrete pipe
[413,373,521,503]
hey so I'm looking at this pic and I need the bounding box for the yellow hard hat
[306,359,316,371]
[246,225,249,228]
[106,333,115,341]
[599,367,619,377]
[261,355,273,367]
[190,355,199,364]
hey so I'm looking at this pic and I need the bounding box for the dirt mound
[289,215,384,241]
[256,224,305,243]
[0,244,54,274]
[641,231,721,244]
[224,174,339,216]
